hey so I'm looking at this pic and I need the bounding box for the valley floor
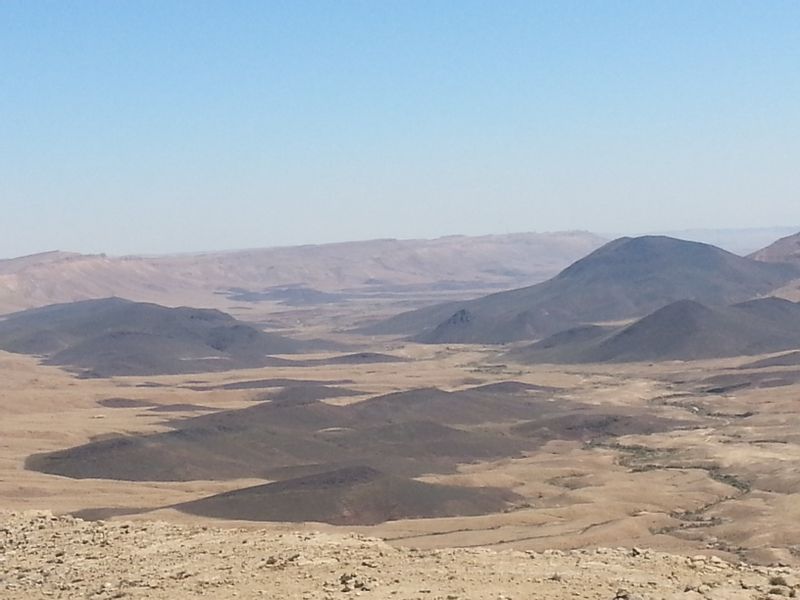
[2,339,800,581]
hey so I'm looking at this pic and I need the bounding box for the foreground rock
[1,512,797,599]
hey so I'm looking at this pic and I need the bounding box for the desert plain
[3,233,800,599]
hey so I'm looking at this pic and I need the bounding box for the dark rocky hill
[0,297,309,376]
[511,297,800,364]
[175,465,521,525]
[26,381,682,483]
[26,382,686,523]
[362,236,799,344]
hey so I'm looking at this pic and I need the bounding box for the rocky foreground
[1,512,797,600]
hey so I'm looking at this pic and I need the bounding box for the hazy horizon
[2,1,798,257]
[2,224,798,261]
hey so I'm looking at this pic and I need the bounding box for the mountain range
[0,232,605,315]
[362,236,800,344]
[4,230,800,370]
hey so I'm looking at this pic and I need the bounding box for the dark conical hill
[0,297,310,376]
[363,236,799,344]
[511,297,800,364]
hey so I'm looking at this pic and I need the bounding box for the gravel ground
[1,511,797,600]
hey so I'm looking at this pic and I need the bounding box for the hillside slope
[750,230,800,264]
[363,236,800,343]
[512,297,800,364]
[0,298,309,376]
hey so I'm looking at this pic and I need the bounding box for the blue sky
[1,1,798,257]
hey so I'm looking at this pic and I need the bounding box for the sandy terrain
[2,341,800,570]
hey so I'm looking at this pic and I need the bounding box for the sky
[1,1,799,258]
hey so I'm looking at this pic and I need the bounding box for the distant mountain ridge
[363,236,800,344]
[750,231,800,264]
[0,231,606,315]
[648,226,800,256]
